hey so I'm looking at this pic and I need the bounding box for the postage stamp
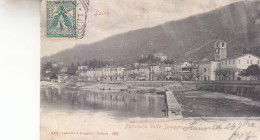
[46,1,76,38]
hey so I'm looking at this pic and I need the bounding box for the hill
[42,1,260,66]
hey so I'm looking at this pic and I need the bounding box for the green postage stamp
[46,1,76,38]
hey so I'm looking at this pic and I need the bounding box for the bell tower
[214,40,227,61]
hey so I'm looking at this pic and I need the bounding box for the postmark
[45,0,89,39]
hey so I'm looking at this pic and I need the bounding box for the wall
[195,81,260,101]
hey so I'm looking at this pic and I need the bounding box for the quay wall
[195,81,260,101]
[125,81,179,87]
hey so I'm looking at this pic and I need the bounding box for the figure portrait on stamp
[46,1,76,37]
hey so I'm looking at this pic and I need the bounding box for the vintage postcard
[41,0,260,139]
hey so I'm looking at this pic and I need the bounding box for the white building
[198,40,260,81]
[154,52,168,61]
[220,54,260,70]
[198,58,220,81]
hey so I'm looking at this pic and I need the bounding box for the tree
[50,73,58,79]
[41,62,60,79]
[241,65,260,80]
[69,62,77,75]
[215,68,236,80]
[41,62,53,76]
[137,53,161,64]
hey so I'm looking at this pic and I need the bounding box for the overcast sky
[38,0,243,56]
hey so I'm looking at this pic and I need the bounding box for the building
[60,66,68,73]
[198,58,220,81]
[173,61,192,73]
[138,66,150,80]
[58,74,69,83]
[149,64,161,80]
[220,54,260,70]
[218,54,260,80]
[154,52,168,61]
[214,40,227,61]
[198,40,226,81]
[181,65,199,81]
[78,65,89,71]
[198,40,260,81]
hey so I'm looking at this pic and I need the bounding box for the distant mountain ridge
[42,1,260,66]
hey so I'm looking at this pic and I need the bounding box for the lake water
[40,86,166,120]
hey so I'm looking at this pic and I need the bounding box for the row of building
[76,64,190,82]
[74,60,197,82]
[58,40,260,82]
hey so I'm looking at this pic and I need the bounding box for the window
[249,56,251,58]
[238,59,240,64]
[229,60,231,65]
[225,60,227,65]
[258,60,260,64]
[250,60,252,64]
[204,68,207,72]
[247,60,249,64]
[222,42,224,47]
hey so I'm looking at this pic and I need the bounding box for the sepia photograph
[40,0,260,139]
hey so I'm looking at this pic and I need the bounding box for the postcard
[40,0,260,139]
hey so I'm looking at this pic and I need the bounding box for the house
[154,52,168,61]
[218,54,260,80]
[149,64,161,80]
[173,61,192,73]
[58,74,69,83]
[78,65,89,71]
[220,54,260,70]
[181,65,199,81]
[60,66,68,73]
[123,68,133,81]
[116,67,125,81]
[138,66,150,80]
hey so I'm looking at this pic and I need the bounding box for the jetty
[165,91,182,118]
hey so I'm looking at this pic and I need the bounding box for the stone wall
[195,81,260,101]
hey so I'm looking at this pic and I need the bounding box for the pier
[165,91,182,118]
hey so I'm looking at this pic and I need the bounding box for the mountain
[42,1,260,66]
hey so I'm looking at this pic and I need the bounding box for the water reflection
[41,87,166,119]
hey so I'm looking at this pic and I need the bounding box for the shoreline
[40,81,169,94]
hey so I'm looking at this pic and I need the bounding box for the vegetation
[137,54,161,63]
[67,62,78,75]
[215,68,236,80]
[82,59,109,69]
[240,65,260,80]
[41,62,60,79]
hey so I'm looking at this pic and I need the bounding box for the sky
[39,0,243,57]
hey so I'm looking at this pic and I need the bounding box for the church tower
[214,40,227,61]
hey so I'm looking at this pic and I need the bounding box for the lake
[40,86,166,120]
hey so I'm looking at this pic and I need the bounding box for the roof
[182,65,198,69]
[225,53,260,60]
[174,61,190,65]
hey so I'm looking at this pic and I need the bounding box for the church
[198,40,260,81]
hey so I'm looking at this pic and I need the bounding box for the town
[41,40,260,84]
